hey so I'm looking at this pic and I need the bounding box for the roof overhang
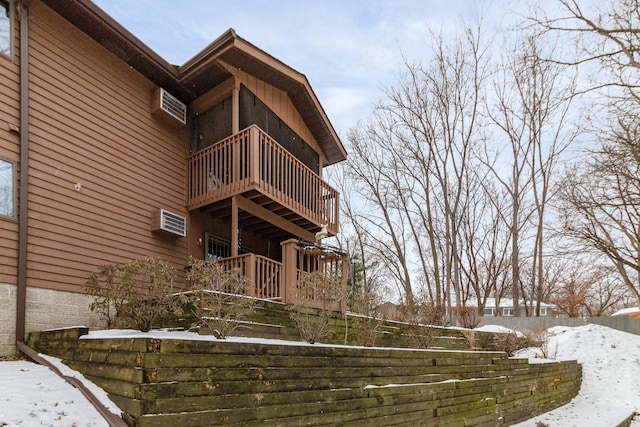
[41,0,347,166]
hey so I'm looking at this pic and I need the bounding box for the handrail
[188,125,339,232]
[218,254,282,300]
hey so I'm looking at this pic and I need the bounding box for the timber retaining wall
[28,327,581,427]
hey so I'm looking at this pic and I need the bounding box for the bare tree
[530,0,640,309]
[548,256,629,317]
[559,106,640,307]
[342,19,491,324]
[331,167,388,301]
[487,31,578,316]
[583,268,630,316]
[531,0,640,97]
[344,122,417,306]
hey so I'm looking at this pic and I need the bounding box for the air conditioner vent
[151,208,186,237]
[151,88,186,128]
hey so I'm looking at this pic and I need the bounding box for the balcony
[188,125,339,235]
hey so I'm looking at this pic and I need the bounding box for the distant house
[469,298,556,317]
[1,0,347,356]
[612,307,640,319]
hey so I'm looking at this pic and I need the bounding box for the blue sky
[92,0,537,137]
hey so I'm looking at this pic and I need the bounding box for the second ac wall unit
[151,87,187,128]
[151,208,186,237]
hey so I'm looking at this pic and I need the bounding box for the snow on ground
[511,324,640,427]
[0,324,638,426]
[0,359,110,426]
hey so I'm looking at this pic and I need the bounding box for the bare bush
[493,328,559,359]
[85,257,181,332]
[85,264,121,328]
[288,306,331,344]
[185,258,256,339]
[288,272,339,344]
[454,305,483,329]
[347,289,387,346]
[460,329,477,349]
[492,330,544,357]
[528,328,558,359]
[395,304,437,349]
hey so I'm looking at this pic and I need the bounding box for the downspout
[15,0,30,352]
[14,2,127,426]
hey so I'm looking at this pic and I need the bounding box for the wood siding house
[0,0,347,356]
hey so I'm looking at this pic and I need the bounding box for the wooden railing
[213,239,348,313]
[188,125,339,233]
[281,239,348,313]
[218,254,282,300]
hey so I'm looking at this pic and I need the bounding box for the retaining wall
[28,327,581,427]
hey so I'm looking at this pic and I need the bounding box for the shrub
[492,329,544,356]
[347,290,386,347]
[453,305,483,329]
[288,272,340,344]
[85,257,182,332]
[527,328,558,359]
[460,328,477,349]
[185,257,256,339]
[394,303,438,349]
[85,264,121,328]
[288,305,331,344]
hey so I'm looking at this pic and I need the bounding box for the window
[0,0,11,57]
[204,233,252,260]
[540,307,547,316]
[502,308,514,317]
[483,308,495,316]
[0,158,15,219]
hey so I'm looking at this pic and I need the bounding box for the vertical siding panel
[24,2,189,293]
[0,8,21,284]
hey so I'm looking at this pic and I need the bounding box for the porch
[188,125,339,238]
[213,239,349,313]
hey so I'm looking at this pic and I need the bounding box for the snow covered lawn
[511,324,640,427]
[0,360,110,426]
[0,324,638,426]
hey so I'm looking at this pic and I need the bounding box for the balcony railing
[218,254,282,300]
[188,125,339,233]
[214,239,348,313]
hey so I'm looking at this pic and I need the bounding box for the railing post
[280,239,299,305]
[249,125,260,186]
[245,253,256,298]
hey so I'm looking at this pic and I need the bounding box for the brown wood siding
[229,67,327,171]
[0,7,20,285]
[24,2,189,293]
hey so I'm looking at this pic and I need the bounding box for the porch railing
[188,125,339,233]
[218,254,282,300]
[213,239,348,313]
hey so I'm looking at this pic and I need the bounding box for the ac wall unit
[151,208,186,237]
[151,87,187,128]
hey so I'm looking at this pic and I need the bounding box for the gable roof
[41,0,347,166]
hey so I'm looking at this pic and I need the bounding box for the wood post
[280,239,299,304]
[249,126,260,186]
[231,196,238,257]
[245,253,256,297]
